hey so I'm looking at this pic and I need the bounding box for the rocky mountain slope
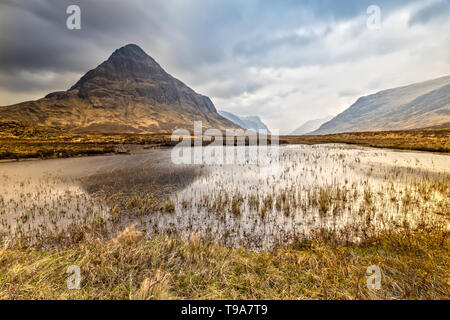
[218,111,270,133]
[312,75,450,135]
[0,44,238,133]
[290,115,334,135]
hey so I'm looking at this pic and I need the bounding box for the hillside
[0,44,238,134]
[218,110,270,133]
[291,115,334,135]
[312,76,450,135]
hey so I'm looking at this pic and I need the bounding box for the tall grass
[0,226,448,300]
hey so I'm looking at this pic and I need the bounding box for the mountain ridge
[290,115,334,135]
[218,110,271,133]
[312,75,450,135]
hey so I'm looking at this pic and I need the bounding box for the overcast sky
[0,0,449,133]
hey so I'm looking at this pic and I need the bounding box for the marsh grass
[0,144,448,300]
[0,226,448,300]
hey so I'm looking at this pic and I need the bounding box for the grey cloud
[0,0,448,131]
[233,31,323,60]
[339,89,360,97]
[0,0,174,96]
[275,88,302,99]
[0,0,420,75]
[0,0,170,73]
[0,71,72,93]
[409,0,450,26]
[215,81,265,99]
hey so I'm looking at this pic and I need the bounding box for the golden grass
[1,121,449,161]
[0,121,174,160]
[283,129,450,153]
[0,227,448,300]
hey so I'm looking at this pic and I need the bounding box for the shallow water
[0,145,449,249]
[0,150,174,240]
[150,145,450,249]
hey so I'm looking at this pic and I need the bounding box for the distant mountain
[218,110,270,133]
[312,75,450,135]
[290,115,334,135]
[424,122,450,129]
[0,44,238,133]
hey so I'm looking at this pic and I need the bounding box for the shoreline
[1,141,449,163]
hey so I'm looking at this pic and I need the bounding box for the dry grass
[0,226,448,300]
[283,129,450,153]
[0,121,174,160]
[2,121,449,161]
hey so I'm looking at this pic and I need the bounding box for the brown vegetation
[0,227,448,299]
[0,143,448,300]
[1,121,449,161]
[0,121,174,160]
[283,128,450,153]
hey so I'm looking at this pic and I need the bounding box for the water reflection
[0,145,448,249]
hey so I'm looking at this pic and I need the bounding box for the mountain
[290,115,334,135]
[218,110,271,133]
[312,75,450,135]
[0,44,238,133]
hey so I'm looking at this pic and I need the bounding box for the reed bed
[0,145,448,299]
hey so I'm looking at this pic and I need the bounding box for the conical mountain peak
[70,44,164,90]
[109,44,152,61]
[0,44,238,134]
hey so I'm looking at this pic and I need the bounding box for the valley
[0,143,448,299]
[0,39,448,301]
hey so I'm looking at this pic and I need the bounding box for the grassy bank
[0,227,448,300]
[1,121,449,161]
[283,128,450,153]
[0,121,173,160]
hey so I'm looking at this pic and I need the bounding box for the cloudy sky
[0,0,449,133]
